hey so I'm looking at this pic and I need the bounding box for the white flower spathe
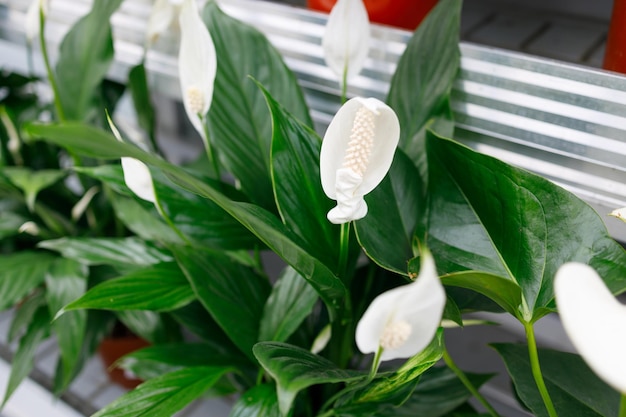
[322,0,370,81]
[25,0,49,43]
[146,0,183,45]
[107,114,156,204]
[355,249,446,361]
[178,0,216,143]
[120,157,156,204]
[609,207,626,223]
[554,262,626,394]
[320,97,400,224]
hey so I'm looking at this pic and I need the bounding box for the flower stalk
[524,321,558,417]
[443,347,501,417]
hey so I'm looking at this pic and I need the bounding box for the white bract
[322,0,370,81]
[146,0,184,45]
[25,0,49,44]
[320,97,399,224]
[107,114,156,204]
[355,249,446,361]
[178,0,216,144]
[609,207,626,223]
[554,262,626,394]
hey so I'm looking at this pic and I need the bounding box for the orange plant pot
[604,0,626,73]
[98,336,150,389]
[307,0,439,30]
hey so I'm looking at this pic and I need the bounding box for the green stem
[201,115,220,180]
[524,321,558,417]
[338,221,351,280]
[38,6,65,122]
[619,394,626,417]
[443,348,501,417]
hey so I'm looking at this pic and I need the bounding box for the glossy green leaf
[3,167,66,211]
[398,367,492,417]
[115,310,181,345]
[151,171,259,250]
[262,84,339,269]
[356,150,423,275]
[25,122,348,320]
[336,366,491,417]
[202,2,312,210]
[171,245,270,359]
[387,0,461,161]
[61,262,194,314]
[259,266,318,342]
[170,301,236,346]
[111,196,182,243]
[493,343,621,417]
[45,258,88,391]
[8,290,45,342]
[0,251,56,310]
[439,271,523,318]
[230,384,280,417]
[91,366,230,417]
[253,341,364,415]
[427,133,626,321]
[0,211,28,239]
[55,0,123,121]
[128,62,156,147]
[38,237,172,267]
[75,164,132,196]
[2,306,50,407]
[356,330,444,404]
[118,342,250,381]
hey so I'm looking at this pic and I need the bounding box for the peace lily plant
[2,0,626,416]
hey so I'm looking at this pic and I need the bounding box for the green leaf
[80,162,260,250]
[427,133,626,321]
[336,366,492,417]
[0,211,28,239]
[91,366,231,417]
[8,290,45,342]
[61,262,194,314]
[439,271,523,318]
[259,266,318,342]
[2,306,50,407]
[253,341,364,415]
[115,310,181,345]
[152,171,259,250]
[111,196,182,243]
[203,2,312,210]
[128,62,156,146]
[356,150,423,275]
[397,367,492,417]
[387,0,461,161]
[3,167,66,211]
[38,237,172,267]
[45,258,88,392]
[55,0,123,121]
[262,84,339,269]
[171,245,270,359]
[170,301,236,346]
[0,251,56,310]
[493,343,621,417]
[25,122,348,321]
[118,342,250,381]
[356,330,444,404]
[230,384,280,417]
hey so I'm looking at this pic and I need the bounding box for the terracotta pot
[98,335,150,389]
[307,0,439,30]
[604,0,626,73]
